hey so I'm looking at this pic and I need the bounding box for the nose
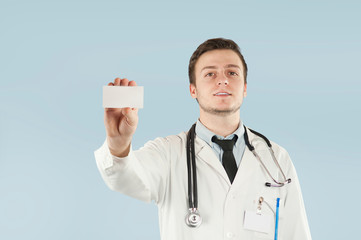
[217,72,229,86]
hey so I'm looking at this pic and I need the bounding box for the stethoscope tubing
[187,124,198,209]
[185,123,292,227]
[244,126,291,187]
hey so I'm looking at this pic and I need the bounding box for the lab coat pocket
[253,190,283,239]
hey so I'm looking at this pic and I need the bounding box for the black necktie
[211,135,238,183]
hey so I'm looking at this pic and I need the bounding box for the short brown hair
[188,38,248,85]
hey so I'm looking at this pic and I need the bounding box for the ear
[243,83,247,97]
[189,84,197,99]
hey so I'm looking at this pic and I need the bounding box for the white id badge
[243,210,272,234]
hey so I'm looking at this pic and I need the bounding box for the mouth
[214,92,231,96]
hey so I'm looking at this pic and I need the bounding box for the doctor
[95,38,312,240]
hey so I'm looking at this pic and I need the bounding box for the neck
[199,110,240,137]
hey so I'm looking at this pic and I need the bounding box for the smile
[214,92,231,96]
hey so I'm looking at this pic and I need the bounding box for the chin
[201,106,240,116]
[214,108,239,115]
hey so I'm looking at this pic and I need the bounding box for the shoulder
[247,127,292,165]
[165,131,187,143]
[139,131,187,152]
[246,127,288,151]
[149,131,187,144]
[269,139,289,157]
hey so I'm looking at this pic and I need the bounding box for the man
[95,38,312,239]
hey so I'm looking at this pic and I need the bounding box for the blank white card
[103,86,144,108]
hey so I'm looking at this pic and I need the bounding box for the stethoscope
[185,123,292,228]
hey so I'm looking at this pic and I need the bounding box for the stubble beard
[197,99,241,117]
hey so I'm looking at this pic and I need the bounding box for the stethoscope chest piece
[184,123,291,228]
[185,208,202,228]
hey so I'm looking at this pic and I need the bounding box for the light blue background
[1,0,360,239]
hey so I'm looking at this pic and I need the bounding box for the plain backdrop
[1,0,360,239]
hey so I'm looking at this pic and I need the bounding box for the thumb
[122,107,138,126]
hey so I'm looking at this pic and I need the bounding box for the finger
[128,80,137,86]
[128,81,138,111]
[120,78,129,86]
[105,82,117,111]
[105,107,122,112]
[114,78,121,86]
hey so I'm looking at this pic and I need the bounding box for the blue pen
[274,198,280,240]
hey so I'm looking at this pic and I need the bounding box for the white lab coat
[95,127,312,240]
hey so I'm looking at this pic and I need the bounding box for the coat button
[226,232,234,238]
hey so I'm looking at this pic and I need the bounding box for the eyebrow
[201,64,241,72]
[225,64,241,69]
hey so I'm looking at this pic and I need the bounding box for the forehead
[195,49,242,71]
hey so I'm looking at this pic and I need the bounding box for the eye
[205,72,215,77]
[228,71,238,76]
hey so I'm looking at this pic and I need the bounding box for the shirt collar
[195,119,245,148]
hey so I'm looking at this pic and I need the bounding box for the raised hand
[104,78,138,157]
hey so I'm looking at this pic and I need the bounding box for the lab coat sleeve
[94,137,173,205]
[279,149,312,240]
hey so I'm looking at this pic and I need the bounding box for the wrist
[107,137,132,158]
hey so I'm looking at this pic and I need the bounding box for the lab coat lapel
[231,144,259,188]
[195,136,230,184]
[231,127,262,189]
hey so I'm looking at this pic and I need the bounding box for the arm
[280,150,312,240]
[95,141,152,202]
[95,137,172,204]
[95,77,170,203]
